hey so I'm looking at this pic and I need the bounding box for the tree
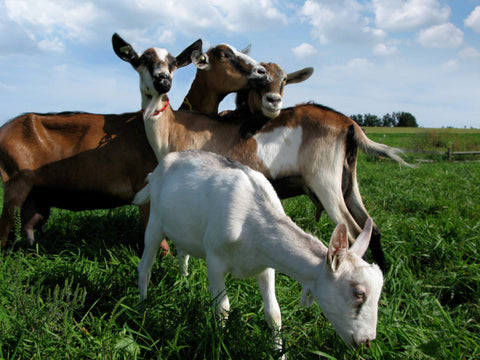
[382,113,396,127]
[394,112,418,127]
[363,113,382,127]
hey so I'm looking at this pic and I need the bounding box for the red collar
[151,98,170,116]
[142,98,170,117]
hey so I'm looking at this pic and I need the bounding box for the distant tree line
[350,112,418,127]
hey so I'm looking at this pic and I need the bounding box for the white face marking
[222,44,260,66]
[153,48,169,62]
[254,126,302,178]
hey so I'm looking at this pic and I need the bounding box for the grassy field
[0,129,479,359]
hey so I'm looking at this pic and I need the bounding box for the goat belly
[30,187,131,211]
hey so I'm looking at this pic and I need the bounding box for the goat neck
[254,216,327,284]
[143,94,173,161]
[181,72,222,116]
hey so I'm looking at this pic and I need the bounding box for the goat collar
[151,97,170,116]
[182,96,197,112]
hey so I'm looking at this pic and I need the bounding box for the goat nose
[153,73,172,93]
[266,94,282,105]
[359,338,373,348]
[252,65,267,78]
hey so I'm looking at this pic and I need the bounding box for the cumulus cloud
[459,46,480,61]
[5,0,101,40]
[465,6,480,33]
[442,59,459,72]
[38,38,65,53]
[292,43,317,59]
[3,0,287,51]
[346,58,374,70]
[417,23,463,48]
[373,0,450,31]
[299,0,385,45]
[373,43,398,56]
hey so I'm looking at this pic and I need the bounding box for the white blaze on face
[153,48,170,75]
[223,44,259,67]
[254,126,302,178]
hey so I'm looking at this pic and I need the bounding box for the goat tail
[132,173,153,205]
[352,122,414,168]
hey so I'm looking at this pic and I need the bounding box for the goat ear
[286,67,314,85]
[327,223,349,272]
[240,44,251,55]
[176,39,203,69]
[350,218,373,258]
[112,33,140,68]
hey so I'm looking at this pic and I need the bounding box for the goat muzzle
[153,74,172,94]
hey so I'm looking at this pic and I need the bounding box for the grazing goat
[0,34,267,248]
[134,150,384,355]
[122,37,410,271]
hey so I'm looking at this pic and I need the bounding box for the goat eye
[198,54,206,63]
[353,288,365,300]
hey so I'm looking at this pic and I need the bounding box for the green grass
[0,130,479,359]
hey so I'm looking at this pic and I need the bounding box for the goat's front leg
[257,268,283,356]
[206,255,230,323]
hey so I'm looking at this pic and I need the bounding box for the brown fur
[0,111,156,247]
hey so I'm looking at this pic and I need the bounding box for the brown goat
[0,34,268,248]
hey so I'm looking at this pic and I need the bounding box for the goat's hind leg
[138,217,165,301]
[344,167,386,272]
[257,268,283,354]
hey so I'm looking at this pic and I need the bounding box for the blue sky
[1,0,479,128]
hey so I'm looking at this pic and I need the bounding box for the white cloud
[346,58,374,70]
[209,0,287,32]
[3,0,288,51]
[292,43,317,59]
[417,23,463,48]
[373,0,450,31]
[38,38,65,53]
[5,0,101,40]
[442,59,459,72]
[465,6,480,33]
[373,43,398,56]
[459,46,480,61]
[300,0,385,45]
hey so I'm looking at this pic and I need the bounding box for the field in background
[0,129,479,359]
[364,127,480,153]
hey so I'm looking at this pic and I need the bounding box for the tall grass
[0,132,479,359]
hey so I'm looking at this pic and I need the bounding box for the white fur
[153,48,169,62]
[223,44,258,66]
[135,150,384,354]
[254,126,302,178]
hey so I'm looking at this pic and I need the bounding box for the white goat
[134,150,384,354]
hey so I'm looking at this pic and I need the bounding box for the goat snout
[153,73,172,93]
[353,336,375,349]
[265,93,282,106]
